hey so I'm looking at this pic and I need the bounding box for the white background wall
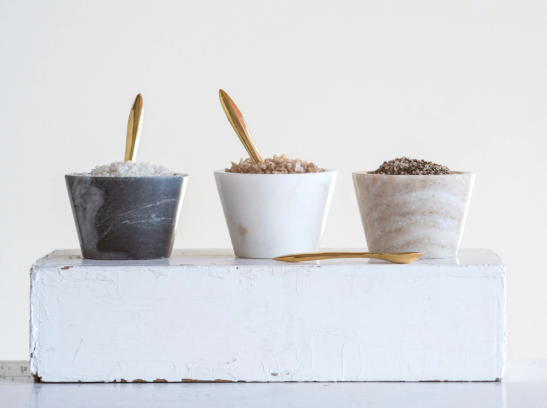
[1,0,545,360]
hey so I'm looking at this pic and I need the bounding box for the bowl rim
[352,171,474,176]
[65,173,189,179]
[214,169,336,176]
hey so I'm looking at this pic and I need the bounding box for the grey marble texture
[65,174,188,260]
[353,172,474,259]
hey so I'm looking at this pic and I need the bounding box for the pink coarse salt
[226,153,324,174]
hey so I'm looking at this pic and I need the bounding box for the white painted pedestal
[30,249,506,383]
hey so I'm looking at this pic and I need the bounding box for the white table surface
[1,359,546,408]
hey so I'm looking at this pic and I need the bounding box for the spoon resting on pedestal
[273,251,424,264]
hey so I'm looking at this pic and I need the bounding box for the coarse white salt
[75,161,175,177]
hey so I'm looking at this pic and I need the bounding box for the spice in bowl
[371,157,453,175]
[75,161,174,177]
[226,153,324,174]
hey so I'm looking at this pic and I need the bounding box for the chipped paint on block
[30,249,506,382]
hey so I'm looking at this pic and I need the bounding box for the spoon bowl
[219,89,264,164]
[125,93,144,162]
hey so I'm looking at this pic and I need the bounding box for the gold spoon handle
[219,89,264,164]
[125,94,144,162]
[273,252,423,264]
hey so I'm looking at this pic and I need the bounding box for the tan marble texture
[353,172,474,259]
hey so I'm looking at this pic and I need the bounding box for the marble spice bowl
[352,172,474,259]
[215,170,337,259]
[65,174,188,260]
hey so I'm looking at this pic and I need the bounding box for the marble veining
[353,172,474,259]
[65,174,188,260]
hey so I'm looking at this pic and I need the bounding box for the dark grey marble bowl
[65,174,188,260]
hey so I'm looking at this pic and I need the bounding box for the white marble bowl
[352,172,474,259]
[215,170,337,258]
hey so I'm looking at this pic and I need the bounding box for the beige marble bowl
[352,172,474,259]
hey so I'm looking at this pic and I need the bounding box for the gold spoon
[219,89,264,164]
[125,94,144,162]
[273,251,424,264]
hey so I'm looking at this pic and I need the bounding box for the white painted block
[30,249,506,383]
